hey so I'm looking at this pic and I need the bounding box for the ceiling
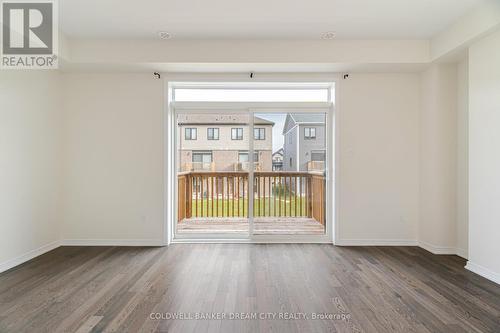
[60,0,483,40]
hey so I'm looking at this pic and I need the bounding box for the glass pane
[176,113,251,236]
[174,88,329,102]
[202,154,212,163]
[238,152,248,162]
[253,112,327,235]
[192,153,201,163]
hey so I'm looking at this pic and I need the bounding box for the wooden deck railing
[177,171,325,225]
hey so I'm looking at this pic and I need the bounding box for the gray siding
[283,127,297,171]
[282,114,296,134]
[297,124,326,170]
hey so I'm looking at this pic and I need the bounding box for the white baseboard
[455,247,468,259]
[0,240,60,273]
[465,261,500,285]
[418,241,457,255]
[335,239,468,258]
[60,239,165,246]
[0,239,165,273]
[0,238,473,277]
[335,239,418,246]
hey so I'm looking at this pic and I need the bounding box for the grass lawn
[190,197,309,217]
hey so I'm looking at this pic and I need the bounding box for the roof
[272,148,284,156]
[254,116,274,125]
[289,113,326,124]
[282,113,325,134]
[177,114,274,126]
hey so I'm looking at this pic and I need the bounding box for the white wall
[430,0,500,60]
[61,73,165,244]
[0,63,480,273]
[68,39,429,66]
[0,71,62,271]
[0,64,486,278]
[456,58,469,258]
[419,64,458,254]
[338,73,420,244]
[59,72,422,246]
[467,29,500,284]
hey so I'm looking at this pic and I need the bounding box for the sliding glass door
[175,111,252,237]
[174,107,330,241]
[251,111,327,236]
[170,83,334,241]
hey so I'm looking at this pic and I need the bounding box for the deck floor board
[177,217,325,234]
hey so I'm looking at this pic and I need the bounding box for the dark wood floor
[1,245,499,333]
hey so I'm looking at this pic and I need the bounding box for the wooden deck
[177,217,325,235]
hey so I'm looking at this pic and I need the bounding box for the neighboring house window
[311,150,326,161]
[304,127,316,139]
[185,128,197,140]
[289,157,293,167]
[192,151,212,163]
[231,128,243,140]
[254,128,265,140]
[207,128,219,140]
[238,151,259,162]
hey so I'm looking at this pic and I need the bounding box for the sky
[255,113,286,153]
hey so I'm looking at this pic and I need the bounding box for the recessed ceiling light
[158,31,172,40]
[321,31,336,40]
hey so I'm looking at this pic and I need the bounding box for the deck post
[186,174,192,219]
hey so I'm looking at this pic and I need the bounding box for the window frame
[185,127,197,140]
[254,127,265,140]
[168,78,337,245]
[192,150,213,163]
[304,127,316,140]
[207,127,219,140]
[231,127,243,140]
[311,150,326,162]
[172,87,331,102]
[238,150,259,162]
